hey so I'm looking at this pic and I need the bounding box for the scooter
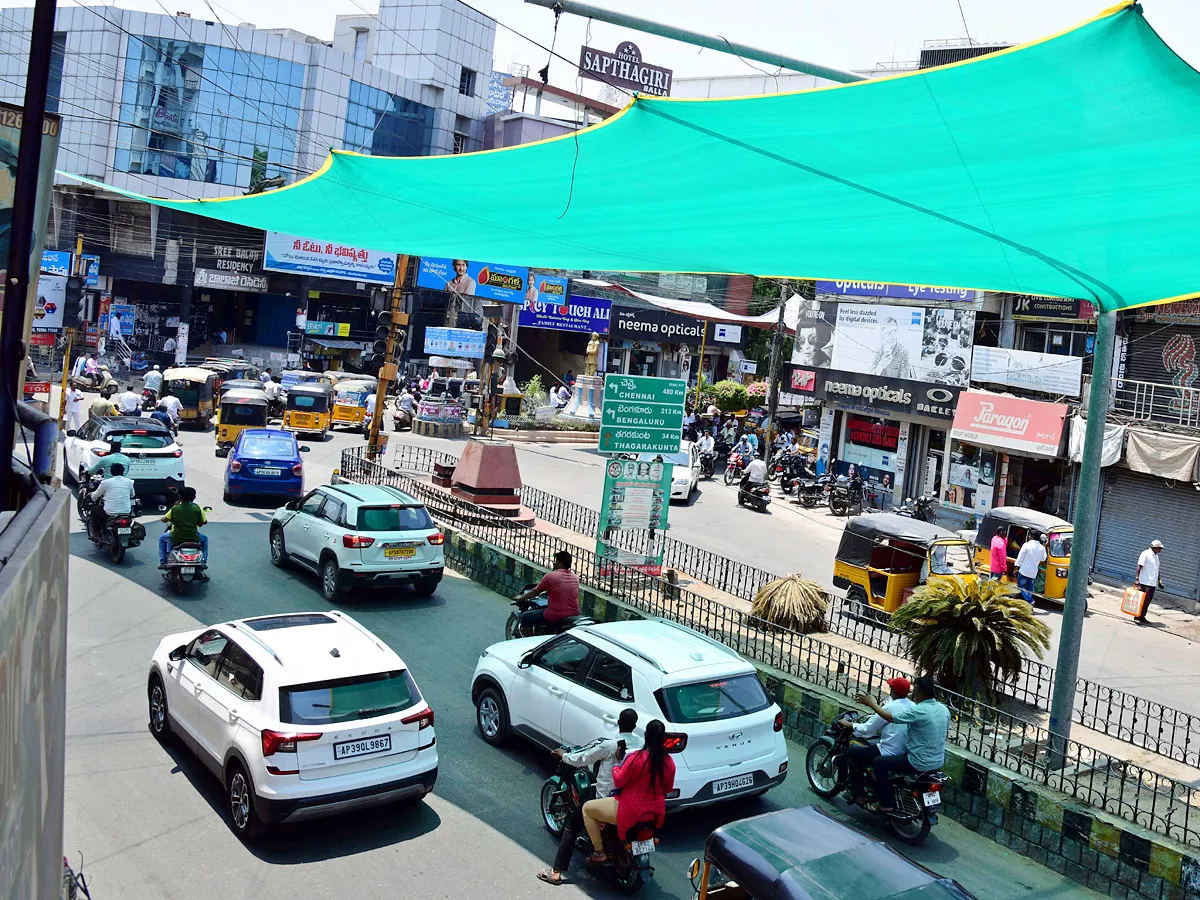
[70,365,118,393]
[505,585,595,639]
[737,479,772,513]
[78,476,146,564]
[804,710,948,846]
[896,494,937,523]
[160,517,211,595]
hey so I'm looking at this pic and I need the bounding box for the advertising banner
[32,273,65,331]
[950,391,1068,457]
[578,41,673,97]
[520,294,611,334]
[423,326,486,359]
[971,345,1083,397]
[809,367,962,420]
[708,321,745,346]
[944,440,998,515]
[39,249,71,276]
[525,273,569,304]
[596,457,672,576]
[105,302,135,337]
[194,267,269,291]
[304,320,351,337]
[1011,294,1097,322]
[832,303,975,387]
[815,279,980,303]
[610,306,705,343]
[417,257,529,303]
[264,232,396,285]
[81,253,100,286]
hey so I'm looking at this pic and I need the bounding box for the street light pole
[762,283,789,454]
[1048,309,1116,767]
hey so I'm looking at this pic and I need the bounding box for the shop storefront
[515,290,609,385]
[608,304,706,379]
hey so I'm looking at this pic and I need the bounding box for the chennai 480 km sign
[599,375,686,454]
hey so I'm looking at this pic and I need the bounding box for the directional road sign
[599,374,686,455]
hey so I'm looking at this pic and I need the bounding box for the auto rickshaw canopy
[836,514,964,568]
[219,378,267,395]
[286,383,333,409]
[162,366,218,386]
[704,807,975,900]
[220,388,270,405]
[974,507,1072,549]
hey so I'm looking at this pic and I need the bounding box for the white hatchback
[147,611,437,838]
[471,619,788,809]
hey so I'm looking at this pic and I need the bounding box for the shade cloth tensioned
[64,2,1199,313]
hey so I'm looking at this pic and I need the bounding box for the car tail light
[292,463,303,476]
[94,449,108,457]
[173,449,183,458]
[343,534,375,548]
[261,729,321,757]
[774,711,784,732]
[662,732,688,752]
[401,707,435,729]
[229,460,242,473]
[427,531,445,546]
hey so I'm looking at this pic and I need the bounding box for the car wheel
[269,527,288,568]
[476,687,510,746]
[223,490,233,504]
[321,557,343,601]
[148,675,172,743]
[413,579,439,597]
[225,762,265,839]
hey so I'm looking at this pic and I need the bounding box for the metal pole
[762,284,789,454]
[1048,310,1116,767]
[57,234,83,431]
[366,254,409,461]
[692,323,707,414]
[0,0,57,508]
[525,0,866,84]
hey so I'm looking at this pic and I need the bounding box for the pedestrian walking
[64,386,85,433]
[989,525,1009,580]
[1014,533,1047,605]
[1132,539,1164,625]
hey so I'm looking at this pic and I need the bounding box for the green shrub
[712,379,749,412]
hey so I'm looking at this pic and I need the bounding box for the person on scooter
[88,440,131,479]
[838,677,914,806]
[514,550,580,635]
[854,675,950,813]
[142,364,163,397]
[89,462,134,535]
[160,486,208,572]
[157,391,183,426]
[741,453,767,491]
[582,719,675,865]
[537,709,643,886]
[115,384,142,415]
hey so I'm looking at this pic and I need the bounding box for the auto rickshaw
[203,357,260,381]
[215,377,266,413]
[973,507,1074,602]
[832,513,977,616]
[331,378,378,432]
[688,806,974,900]
[282,382,333,440]
[162,366,217,429]
[215,388,270,456]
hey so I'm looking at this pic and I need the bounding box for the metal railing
[350,445,1200,770]
[338,447,1200,848]
[1088,374,1200,429]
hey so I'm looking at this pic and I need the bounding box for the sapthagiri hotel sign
[578,41,673,97]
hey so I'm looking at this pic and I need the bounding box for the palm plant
[751,574,827,634]
[889,578,1051,700]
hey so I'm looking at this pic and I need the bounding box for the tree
[888,578,1050,701]
[751,574,827,633]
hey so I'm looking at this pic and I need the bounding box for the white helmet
[153,364,160,370]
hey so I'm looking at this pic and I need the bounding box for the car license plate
[713,773,755,795]
[923,791,941,807]
[254,467,282,476]
[181,567,195,575]
[117,527,132,535]
[385,547,417,558]
[631,839,655,855]
[129,458,153,469]
[334,734,392,760]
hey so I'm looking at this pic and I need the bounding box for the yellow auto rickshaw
[283,382,333,440]
[162,366,218,429]
[331,378,378,432]
[832,513,977,617]
[215,388,270,456]
[215,377,265,414]
[973,507,1074,602]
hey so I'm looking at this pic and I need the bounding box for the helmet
[153,364,160,370]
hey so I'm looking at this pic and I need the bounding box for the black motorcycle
[506,585,596,639]
[804,710,948,845]
[78,476,146,564]
[828,472,866,516]
[713,437,731,464]
[737,479,772,513]
[699,451,716,479]
[540,746,657,894]
[776,455,812,494]
[896,494,937,523]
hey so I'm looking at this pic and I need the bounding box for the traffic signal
[370,311,391,369]
[62,275,85,328]
[484,324,498,362]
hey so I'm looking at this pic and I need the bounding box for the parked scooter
[896,494,937,523]
[737,479,772,513]
[78,475,146,564]
[804,710,948,845]
[506,584,595,639]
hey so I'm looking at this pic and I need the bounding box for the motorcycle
[712,437,731,464]
[698,451,715,479]
[794,473,834,509]
[78,476,146,564]
[723,450,749,486]
[804,710,948,846]
[505,585,596,640]
[393,407,414,432]
[737,479,772,513]
[540,747,657,894]
[896,494,937,523]
[776,454,812,494]
[828,472,866,517]
[160,509,212,595]
[142,387,159,406]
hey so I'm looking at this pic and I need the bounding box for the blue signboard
[424,326,487,359]
[82,254,100,286]
[520,294,611,334]
[40,249,71,276]
[417,257,529,304]
[815,280,979,302]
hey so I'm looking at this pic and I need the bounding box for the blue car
[223,428,307,503]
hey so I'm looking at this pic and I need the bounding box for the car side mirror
[168,644,187,662]
[65,429,77,437]
[286,500,299,511]
[518,652,534,670]
[299,445,311,453]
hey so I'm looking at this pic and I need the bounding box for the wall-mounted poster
[831,304,975,387]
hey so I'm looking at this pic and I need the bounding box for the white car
[269,483,445,601]
[147,610,437,838]
[471,619,788,809]
[63,415,185,496]
[665,441,700,501]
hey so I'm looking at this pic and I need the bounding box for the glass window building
[343,80,434,159]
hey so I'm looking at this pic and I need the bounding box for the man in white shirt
[108,312,123,341]
[163,335,177,354]
[157,394,183,423]
[143,365,163,395]
[260,367,273,384]
[89,462,135,534]
[64,386,86,433]
[1133,539,1164,624]
[115,386,142,415]
[840,677,913,806]
[697,431,715,456]
[365,391,377,420]
[744,455,768,485]
[1015,533,1048,605]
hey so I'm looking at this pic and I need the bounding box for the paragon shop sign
[799,366,963,420]
[611,306,704,343]
[578,41,673,97]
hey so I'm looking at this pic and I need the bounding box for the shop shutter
[1122,321,1196,384]
[1093,468,1200,600]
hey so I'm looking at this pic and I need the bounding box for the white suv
[269,483,445,601]
[471,619,788,809]
[147,611,437,838]
[63,415,186,497]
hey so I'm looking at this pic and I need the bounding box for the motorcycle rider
[115,384,142,415]
[854,675,950,813]
[88,440,132,479]
[537,709,643,886]
[838,677,914,806]
[720,417,738,445]
[696,430,715,474]
[159,485,209,574]
[89,389,117,421]
[740,452,768,495]
[88,461,135,536]
[142,364,163,398]
[157,392,183,426]
[513,550,580,636]
[732,433,754,465]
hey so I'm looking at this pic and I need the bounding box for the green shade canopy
[68,2,1199,312]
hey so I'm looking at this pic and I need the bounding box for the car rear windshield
[110,432,171,449]
[655,673,771,724]
[356,505,434,532]
[292,395,317,408]
[279,670,422,725]
[240,434,296,457]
